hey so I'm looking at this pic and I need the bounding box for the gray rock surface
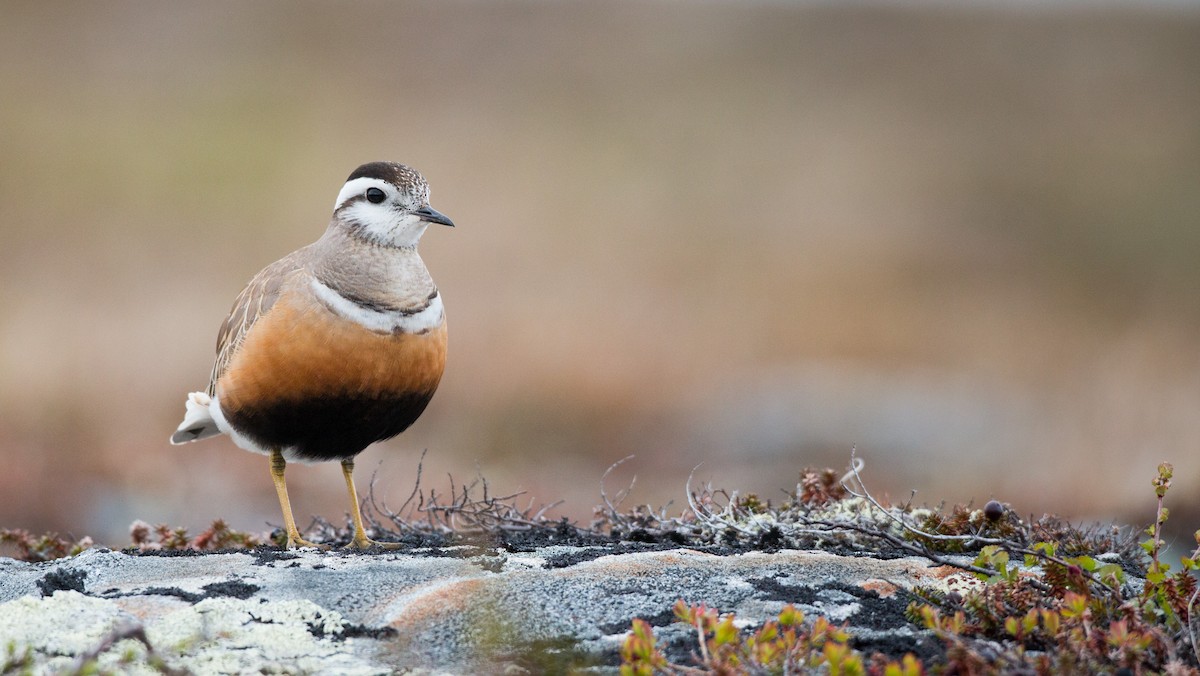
[0,546,975,673]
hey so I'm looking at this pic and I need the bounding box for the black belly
[224,390,436,461]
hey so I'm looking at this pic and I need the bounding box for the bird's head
[332,161,454,248]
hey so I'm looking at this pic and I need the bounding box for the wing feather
[207,250,306,395]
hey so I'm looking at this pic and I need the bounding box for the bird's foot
[343,536,403,551]
[286,535,330,550]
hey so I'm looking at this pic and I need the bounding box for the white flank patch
[310,278,444,334]
[208,394,260,452]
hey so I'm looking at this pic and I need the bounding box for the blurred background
[2,1,1199,548]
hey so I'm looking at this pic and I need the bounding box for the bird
[170,161,454,549]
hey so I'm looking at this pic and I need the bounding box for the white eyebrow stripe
[334,177,393,211]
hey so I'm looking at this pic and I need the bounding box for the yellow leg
[269,449,327,549]
[341,458,399,550]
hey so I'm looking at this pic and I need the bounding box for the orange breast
[215,293,447,460]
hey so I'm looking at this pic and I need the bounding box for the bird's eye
[365,187,387,204]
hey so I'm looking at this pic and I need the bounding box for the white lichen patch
[151,598,386,675]
[501,552,549,570]
[812,600,861,622]
[0,591,118,651]
[715,576,754,592]
[0,591,155,674]
[0,592,389,675]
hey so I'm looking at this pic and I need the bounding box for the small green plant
[1143,462,1177,583]
[619,618,669,676]
[620,600,917,675]
[620,461,1200,674]
[1135,463,1200,648]
[903,461,1200,674]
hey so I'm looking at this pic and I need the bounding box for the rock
[0,546,977,673]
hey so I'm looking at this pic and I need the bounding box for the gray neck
[309,222,437,313]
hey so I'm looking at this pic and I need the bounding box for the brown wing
[207,250,307,396]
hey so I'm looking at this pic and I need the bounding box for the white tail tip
[170,391,222,444]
